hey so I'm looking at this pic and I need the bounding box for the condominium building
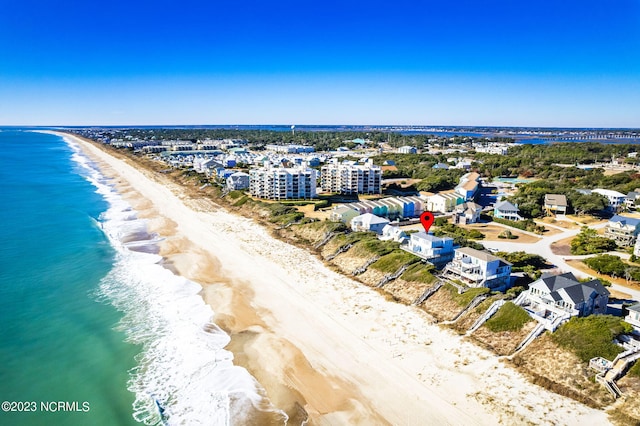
[249,165,316,200]
[321,160,381,195]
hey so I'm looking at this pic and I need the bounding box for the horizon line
[3,124,640,131]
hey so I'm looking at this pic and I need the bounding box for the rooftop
[544,194,568,207]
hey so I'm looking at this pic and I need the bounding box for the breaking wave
[65,136,287,425]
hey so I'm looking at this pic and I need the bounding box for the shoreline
[55,131,610,425]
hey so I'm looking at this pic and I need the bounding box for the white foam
[64,136,287,425]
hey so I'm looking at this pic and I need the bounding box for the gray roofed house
[493,200,523,221]
[519,272,609,325]
[454,201,482,224]
[626,191,640,209]
[544,194,568,215]
[350,213,390,234]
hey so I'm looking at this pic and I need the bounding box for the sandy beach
[61,132,610,425]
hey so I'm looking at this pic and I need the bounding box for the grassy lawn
[485,302,532,332]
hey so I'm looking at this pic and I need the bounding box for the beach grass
[552,315,631,362]
[370,250,419,273]
[443,284,490,307]
[400,262,436,284]
[485,302,531,332]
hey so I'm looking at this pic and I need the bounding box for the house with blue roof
[604,214,640,246]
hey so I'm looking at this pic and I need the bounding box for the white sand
[62,132,610,425]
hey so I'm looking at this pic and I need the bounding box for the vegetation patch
[496,251,550,279]
[492,217,546,234]
[627,360,640,378]
[584,254,640,281]
[551,315,631,362]
[434,221,485,240]
[571,227,617,255]
[370,250,420,273]
[351,237,399,257]
[485,302,531,332]
[227,190,245,200]
[400,262,436,284]
[442,284,490,307]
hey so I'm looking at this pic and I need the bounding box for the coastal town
[72,127,640,423]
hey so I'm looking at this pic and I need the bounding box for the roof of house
[430,192,461,201]
[531,272,609,305]
[494,200,519,212]
[544,194,568,207]
[609,215,640,228]
[353,213,390,225]
[412,231,453,243]
[627,303,640,313]
[593,188,626,198]
[455,246,511,265]
[461,202,482,212]
[432,163,450,169]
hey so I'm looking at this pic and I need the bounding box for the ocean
[0,130,285,425]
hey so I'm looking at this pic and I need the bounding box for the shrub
[571,227,617,255]
[498,229,517,239]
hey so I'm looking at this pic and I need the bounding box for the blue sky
[1,0,639,127]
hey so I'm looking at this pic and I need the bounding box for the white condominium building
[249,165,316,200]
[321,160,381,195]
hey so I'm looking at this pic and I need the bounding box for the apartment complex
[249,165,316,200]
[321,160,381,195]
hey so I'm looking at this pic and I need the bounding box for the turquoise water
[0,130,138,425]
[0,130,287,426]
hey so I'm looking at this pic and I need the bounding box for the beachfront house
[350,213,390,234]
[226,172,250,191]
[453,202,482,225]
[544,194,568,216]
[493,200,523,221]
[443,247,512,290]
[518,272,609,325]
[329,205,360,225]
[604,215,640,246]
[404,232,454,267]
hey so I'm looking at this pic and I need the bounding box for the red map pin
[420,211,435,233]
